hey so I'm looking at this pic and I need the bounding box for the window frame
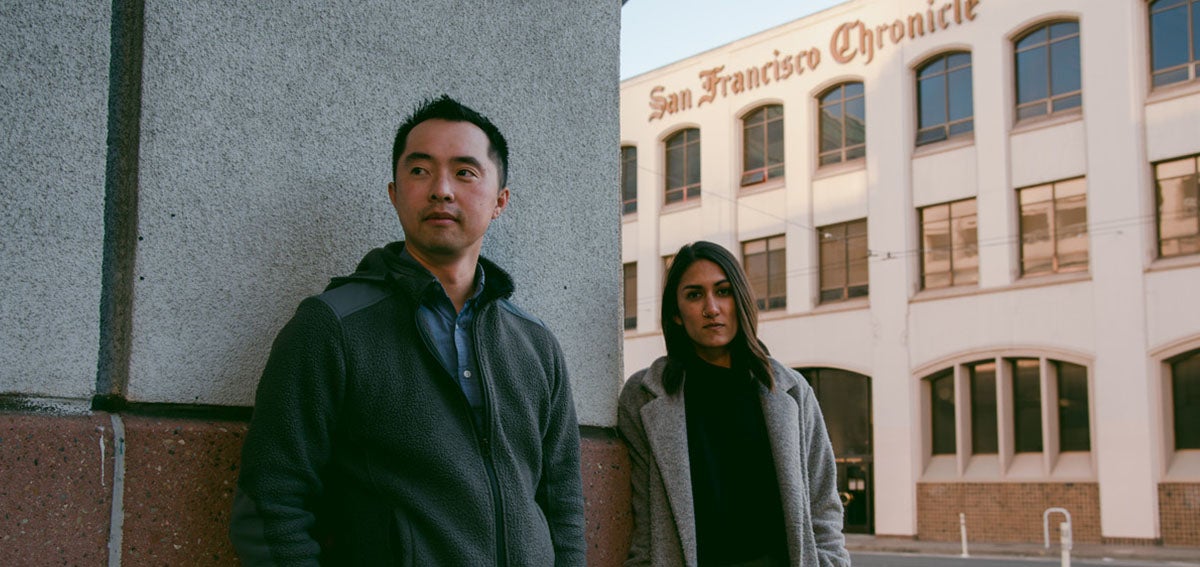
[741,104,785,186]
[621,145,637,215]
[818,219,869,303]
[919,198,979,290]
[922,355,1093,480]
[1013,20,1082,122]
[915,51,975,146]
[1154,154,1200,259]
[623,262,637,331]
[817,82,866,167]
[742,235,787,312]
[1149,0,1200,88]
[663,128,701,205]
[1018,177,1090,278]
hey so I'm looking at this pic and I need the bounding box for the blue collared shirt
[403,249,486,428]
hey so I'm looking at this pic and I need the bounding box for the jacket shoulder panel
[316,281,394,320]
[494,298,548,329]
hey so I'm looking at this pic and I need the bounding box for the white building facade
[621,0,1200,545]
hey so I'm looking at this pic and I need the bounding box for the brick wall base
[1160,482,1200,546]
[0,411,632,566]
[917,482,1101,543]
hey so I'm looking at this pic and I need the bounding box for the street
[850,551,1200,567]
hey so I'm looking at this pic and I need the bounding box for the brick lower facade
[917,482,1102,544]
[1159,482,1200,546]
[0,412,632,566]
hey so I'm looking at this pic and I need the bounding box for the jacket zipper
[414,308,507,567]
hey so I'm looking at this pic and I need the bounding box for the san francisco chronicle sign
[647,0,982,122]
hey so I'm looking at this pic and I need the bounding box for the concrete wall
[1,0,628,562]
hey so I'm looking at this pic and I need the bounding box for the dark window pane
[918,57,945,79]
[1013,359,1043,453]
[1049,21,1079,39]
[931,371,956,455]
[767,118,784,166]
[623,263,637,330]
[820,106,842,152]
[1058,361,1090,451]
[846,98,866,146]
[1172,350,1200,449]
[918,74,947,130]
[621,146,637,214]
[744,250,768,301]
[1016,26,1047,51]
[1050,37,1082,96]
[844,82,865,97]
[948,67,974,122]
[745,123,765,170]
[686,135,701,186]
[948,52,972,69]
[1151,5,1189,71]
[1016,46,1048,105]
[768,247,786,309]
[1193,2,1200,62]
[666,143,684,189]
[970,362,998,454]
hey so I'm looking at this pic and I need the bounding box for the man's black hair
[391,95,509,189]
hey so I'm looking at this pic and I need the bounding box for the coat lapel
[760,365,806,562]
[640,369,698,566]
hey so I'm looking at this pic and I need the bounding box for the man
[230,95,586,565]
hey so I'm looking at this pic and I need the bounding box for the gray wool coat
[617,357,851,567]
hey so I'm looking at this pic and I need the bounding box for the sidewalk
[845,534,1200,565]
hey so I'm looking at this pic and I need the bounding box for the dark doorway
[798,367,874,534]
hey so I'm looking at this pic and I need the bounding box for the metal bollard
[1059,521,1072,567]
[959,512,969,557]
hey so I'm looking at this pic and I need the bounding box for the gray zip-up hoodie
[230,242,585,566]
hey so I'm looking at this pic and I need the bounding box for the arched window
[817,82,865,166]
[1014,21,1082,121]
[916,52,974,146]
[741,105,784,186]
[620,145,637,215]
[1150,0,1200,88]
[664,128,700,204]
[1170,349,1200,449]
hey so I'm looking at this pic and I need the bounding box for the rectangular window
[743,235,787,311]
[969,361,998,454]
[621,146,637,215]
[1057,361,1091,451]
[1170,350,1200,450]
[1155,155,1200,258]
[1012,358,1043,453]
[819,219,868,303]
[623,263,637,330]
[930,370,956,455]
[920,199,979,289]
[1019,177,1088,277]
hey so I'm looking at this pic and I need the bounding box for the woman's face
[674,259,739,367]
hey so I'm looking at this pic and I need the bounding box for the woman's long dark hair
[660,241,773,394]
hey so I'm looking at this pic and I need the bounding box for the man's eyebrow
[401,153,484,170]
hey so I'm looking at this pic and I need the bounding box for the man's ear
[387,181,398,207]
[492,187,510,219]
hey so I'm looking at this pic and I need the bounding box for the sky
[620,0,847,80]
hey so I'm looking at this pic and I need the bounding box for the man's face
[388,119,509,264]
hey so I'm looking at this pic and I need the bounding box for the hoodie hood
[325,241,515,303]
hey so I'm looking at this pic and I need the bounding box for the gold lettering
[831,22,857,64]
[966,0,980,20]
[648,86,666,122]
[860,22,875,65]
[908,13,925,38]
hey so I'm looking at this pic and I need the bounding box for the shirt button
[463,370,472,378]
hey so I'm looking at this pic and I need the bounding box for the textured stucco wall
[124,1,622,425]
[0,1,111,400]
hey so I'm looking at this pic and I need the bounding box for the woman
[618,241,850,567]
